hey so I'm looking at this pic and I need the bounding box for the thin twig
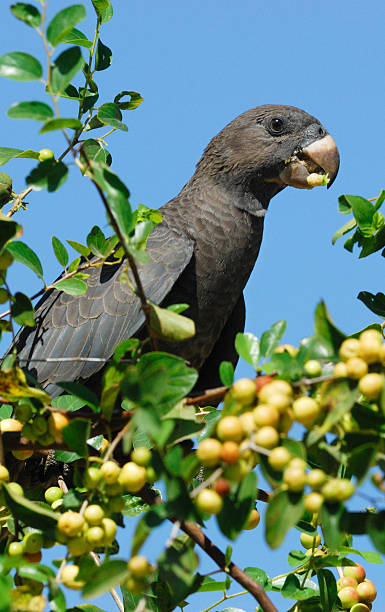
[103,421,131,461]
[186,386,229,407]
[90,551,124,612]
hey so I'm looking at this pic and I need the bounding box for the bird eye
[268,117,285,134]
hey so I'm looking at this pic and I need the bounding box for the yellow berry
[244,508,260,530]
[254,426,279,449]
[196,438,222,467]
[196,489,223,515]
[231,378,256,406]
[216,416,244,442]
[345,357,368,380]
[292,396,321,427]
[333,361,348,378]
[253,404,280,427]
[339,338,361,361]
[268,446,291,471]
[358,373,383,399]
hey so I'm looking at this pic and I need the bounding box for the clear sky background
[0,0,384,610]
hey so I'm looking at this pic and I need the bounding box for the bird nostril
[318,127,325,137]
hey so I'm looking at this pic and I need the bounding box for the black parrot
[12,105,339,395]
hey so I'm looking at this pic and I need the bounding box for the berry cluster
[337,564,376,610]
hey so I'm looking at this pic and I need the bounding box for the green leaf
[57,381,99,412]
[81,139,111,166]
[0,173,13,206]
[40,117,82,133]
[149,303,195,342]
[11,292,35,327]
[2,483,59,529]
[166,303,189,314]
[281,574,318,600]
[26,159,68,192]
[0,215,19,252]
[337,546,383,564]
[244,567,272,590]
[345,194,376,236]
[54,450,81,463]
[357,291,385,317]
[367,511,385,554]
[90,163,133,244]
[46,4,86,47]
[67,239,90,257]
[97,102,128,131]
[347,443,378,483]
[307,380,359,446]
[91,0,111,20]
[0,147,39,166]
[82,559,129,599]
[0,51,42,81]
[332,217,357,245]
[260,320,286,359]
[7,240,43,279]
[95,39,112,71]
[61,27,92,49]
[320,503,346,549]
[10,3,41,28]
[314,300,345,355]
[197,576,228,592]
[157,536,202,608]
[7,101,53,122]
[219,361,234,386]
[51,46,84,95]
[51,236,69,267]
[317,568,337,612]
[235,332,260,368]
[54,277,87,295]
[114,90,143,110]
[86,225,107,257]
[62,418,90,457]
[52,394,86,411]
[217,472,257,540]
[265,490,305,549]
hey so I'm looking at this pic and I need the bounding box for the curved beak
[278,134,340,190]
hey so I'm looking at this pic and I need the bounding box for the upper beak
[278,134,340,190]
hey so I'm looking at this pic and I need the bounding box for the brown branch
[140,487,278,612]
[186,386,229,407]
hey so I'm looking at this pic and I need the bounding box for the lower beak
[278,134,340,190]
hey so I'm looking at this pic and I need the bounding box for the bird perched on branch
[13,105,339,395]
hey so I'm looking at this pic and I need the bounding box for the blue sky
[0,0,384,610]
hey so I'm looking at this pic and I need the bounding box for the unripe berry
[14,403,33,423]
[231,378,256,406]
[196,489,223,515]
[337,576,358,590]
[254,426,279,449]
[128,555,151,579]
[131,447,152,467]
[100,461,121,484]
[196,438,222,467]
[223,458,249,482]
[44,487,63,505]
[38,148,54,161]
[12,449,34,460]
[278,409,294,434]
[300,532,321,549]
[253,404,280,427]
[266,392,292,412]
[292,396,320,427]
[339,338,361,361]
[343,563,366,583]
[220,441,240,464]
[0,465,10,482]
[216,416,244,442]
[359,329,382,364]
[238,411,255,434]
[304,492,324,513]
[119,462,147,493]
[345,357,368,380]
[57,512,85,538]
[85,526,105,546]
[23,531,44,554]
[101,517,117,544]
[83,466,102,489]
[258,380,292,404]
[67,535,89,557]
[304,360,322,377]
[0,250,14,270]
[333,361,348,377]
[283,466,306,492]
[8,482,24,496]
[244,508,260,530]
[0,288,8,304]
[307,469,327,490]
[0,418,22,432]
[350,604,372,612]
[288,457,307,470]
[358,373,383,399]
[8,541,23,557]
[48,412,70,443]
[125,576,145,594]
[268,446,291,471]
[61,564,84,590]
[84,504,104,526]
[338,586,360,608]
[335,478,355,502]
[275,344,298,357]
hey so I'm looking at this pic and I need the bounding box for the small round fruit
[85,526,105,546]
[23,551,42,563]
[223,459,249,482]
[304,360,322,377]
[0,465,10,482]
[350,604,372,612]
[57,511,85,538]
[253,404,280,427]
[32,415,48,436]
[0,250,14,270]
[84,504,104,526]
[8,541,23,557]
[51,499,63,511]
[131,447,152,467]
[254,426,279,449]
[292,396,320,427]
[67,535,89,557]
[283,466,306,492]
[0,418,22,432]
[244,508,260,530]
[358,373,383,400]
[196,438,222,467]
[268,446,291,471]
[119,461,147,493]
[275,344,298,357]
[359,329,382,364]
[216,416,244,442]
[100,460,121,484]
[333,361,348,378]
[339,338,361,361]
[300,532,321,549]
[125,576,145,594]
[343,563,366,583]
[266,392,291,412]
[83,466,102,489]
[255,375,274,394]
[104,481,123,496]
[337,576,358,590]
[288,457,307,470]
[0,288,8,304]
[278,409,294,434]
[220,441,240,464]
[146,466,157,485]
[196,489,223,515]
[101,517,117,544]
[8,482,24,496]
[345,357,368,380]
[214,478,230,497]
[105,495,125,514]
[45,487,63,504]
[335,478,355,502]
[338,586,360,608]
[23,531,44,554]
[14,403,33,423]
[356,579,376,603]
[231,378,256,406]
[238,411,255,434]
[304,492,324,513]
[61,564,84,590]
[12,449,34,460]
[128,555,151,579]
[38,148,54,162]
[307,469,327,490]
[48,412,70,443]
